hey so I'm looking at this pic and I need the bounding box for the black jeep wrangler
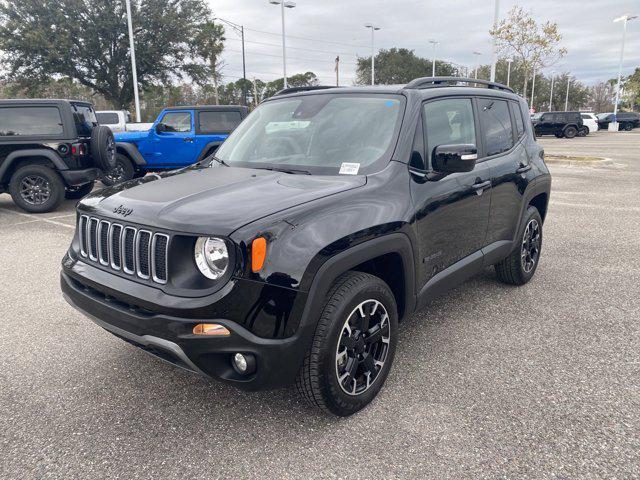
[0,99,116,212]
[532,111,586,138]
[61,78,551,416]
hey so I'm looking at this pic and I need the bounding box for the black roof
[0,98,92,106]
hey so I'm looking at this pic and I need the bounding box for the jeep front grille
[78,215,169,285]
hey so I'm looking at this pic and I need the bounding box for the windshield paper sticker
[339,162,360,175]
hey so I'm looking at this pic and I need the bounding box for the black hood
[79,165,366,235]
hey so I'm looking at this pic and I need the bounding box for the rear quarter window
[0,106,64,136]
[97,112,119,125]
[511,102,525,137]
[198,111,243,133]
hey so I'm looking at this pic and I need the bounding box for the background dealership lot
[1,132,638,478]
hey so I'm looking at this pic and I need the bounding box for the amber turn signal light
[192,323,231,336]
[251,237,267,272]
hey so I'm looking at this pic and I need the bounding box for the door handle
[516,163,531,174]
[472,180,491,195]
[183,137,194,143]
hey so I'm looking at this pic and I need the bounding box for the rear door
[152,110,198,166]
[194,109,244,157]
[482,98,529,249]
[410,96,492,287]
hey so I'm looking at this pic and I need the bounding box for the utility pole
[473,51,482,79]
[564,76,571,111]
[214,18,248,106]
[125,0,141,121]
[335,56,340,86]
[429,40,438,77]
[490,0,500,82]
[530,66,536,111]
[365,24,381,85]
[549,75,555,111]
[252,78,259,108]
[506,58,513,87]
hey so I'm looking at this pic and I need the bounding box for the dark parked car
[532,111,586,138]
[596,112,640,131]
[0,99,116,212]
[61,77,551,416]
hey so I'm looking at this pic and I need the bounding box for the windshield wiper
[260,166,311,175]
[210,156,230,167]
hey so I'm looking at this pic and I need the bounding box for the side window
[159,112,192,132]
[0,106,64,136]
[478,98,514,157]
[198,111,243,133]
[511,102,525,137]
[422,98,476,165]
[72,104,97,136]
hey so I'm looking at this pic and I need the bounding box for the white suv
[580,113,599,133]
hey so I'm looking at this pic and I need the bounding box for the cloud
[210,0,640,86]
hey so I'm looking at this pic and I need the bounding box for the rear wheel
[623,122,633,131]
[8,164,65,213]
[495,206,543,285]
[563,126,577,138]
[578,126,588,137]
[101,154,134,186]
[296,271,398,416]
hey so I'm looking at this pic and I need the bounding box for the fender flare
[115,142,146,166]
[0,149,67,182]
[512,175,551,247]
[298,233,417,339]
[196,141,223,163]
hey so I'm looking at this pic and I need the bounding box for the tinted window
[72,103,97,136]
[159,112,192,132]
[423,98,476,165]
[96,112,119,125]
[198,111,242,133]
[581,114,591,120]
[479,99,513,156]
[512,102,525,137]
[0,106,64,136]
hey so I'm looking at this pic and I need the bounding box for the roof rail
[274,85,340,96]
[405,76,514,93]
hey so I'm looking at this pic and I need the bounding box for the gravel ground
[1,130,639,479]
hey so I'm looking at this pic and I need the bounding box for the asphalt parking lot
[1,131,639,479]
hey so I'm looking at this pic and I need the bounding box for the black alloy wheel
[521,218,541,274]
[335,299,391,396]
[19,174,52,206]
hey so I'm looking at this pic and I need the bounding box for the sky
[209,0,640,86]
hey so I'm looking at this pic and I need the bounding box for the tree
[262,72,319,98]
[622,67,640,111]
[192,21,226,105]
[0,0,212,109]
[588,81,615,113]
[355,48,457,85]
[490,6,566,102]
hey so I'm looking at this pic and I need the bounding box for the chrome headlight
[194,237,229,280]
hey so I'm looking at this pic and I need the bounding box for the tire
[554,132,564,138]
[8,164,65,213]
[296,271,398,416]
[578,126,588,137]
[563,126,577,138]
[494,206,543,286]
[65,181,95,199]
[90,125,117,170]
[101,154,135,186]
[623,123,633,131]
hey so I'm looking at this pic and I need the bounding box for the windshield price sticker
[339,162,360,175]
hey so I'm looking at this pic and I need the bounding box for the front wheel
[564,126,577,138]
[494,206,543,285]
[101,154,134,186]
[296,271,398,416]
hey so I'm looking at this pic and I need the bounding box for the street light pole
[613,14,637,123]
[564,76,571,111]
[530,66,536,111]
[365,24,381,85]
[215,17,247,105]
[490,0,500,82]
[429,40,439,77]
[549,74,555,111]
[473,51,482,79]
[125,0,141,121]
[269,0,296,89]
[506,58,513,86]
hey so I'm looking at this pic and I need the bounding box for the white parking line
[0,208,75,229]
[549,201,640,212]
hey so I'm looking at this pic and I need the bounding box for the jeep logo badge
[113,205,133,217]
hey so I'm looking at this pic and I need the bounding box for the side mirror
[432,144,477,173]
[155,123,167,133]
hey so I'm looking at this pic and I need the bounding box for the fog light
[193,323,230,336]
[232,352,256,375]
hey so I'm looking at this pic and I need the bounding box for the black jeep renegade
[61,77,551,416]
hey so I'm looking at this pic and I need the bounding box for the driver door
[152,110,198,166]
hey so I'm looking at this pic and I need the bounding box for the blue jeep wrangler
[104,105,248,185]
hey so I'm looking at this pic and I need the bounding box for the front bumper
[61,270,311,390]
[60,168,101,186]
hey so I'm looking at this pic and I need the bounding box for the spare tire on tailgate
[91,125,117,170]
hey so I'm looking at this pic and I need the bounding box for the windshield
[215,94,404,175]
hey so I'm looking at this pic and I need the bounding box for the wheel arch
[195,141,223,163]
[115,142,145,166]
[0,149,65,184]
